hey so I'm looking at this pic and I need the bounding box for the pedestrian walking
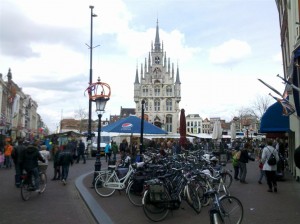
[51,145,61,180]
[238,142,255,184]
[258,161,266,184]
[11,138,26,187]
[119,139,128,154]
[111,141,118,162]
[76,139,86,164]
[105,143,112,162]
[4,141,13,168]
[232,148,240,180]
[58,146,74,185]
[261,139,279,192]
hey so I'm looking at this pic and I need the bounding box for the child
[258,161,265,184]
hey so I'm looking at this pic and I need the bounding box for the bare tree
[74,108,88,133]
[244,95,272,119]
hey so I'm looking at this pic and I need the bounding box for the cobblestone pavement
[82,158,300,224]
[0,158,97,224]
[1,156,300,224]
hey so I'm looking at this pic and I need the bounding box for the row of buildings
[275,1,300,180]
[0,68,46,144]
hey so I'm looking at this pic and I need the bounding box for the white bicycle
[94,163,142,197]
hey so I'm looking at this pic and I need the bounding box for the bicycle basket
[149,184,165,202]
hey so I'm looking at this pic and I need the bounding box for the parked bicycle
[94,163,143,197]
[206,189,243,224]
[20,170,47,201]
[142,167,201,222]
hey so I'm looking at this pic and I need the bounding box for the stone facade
[134,21,181,133]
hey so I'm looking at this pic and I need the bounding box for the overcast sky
[0,0,284,132]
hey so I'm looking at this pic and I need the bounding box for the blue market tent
[102,115,168,135]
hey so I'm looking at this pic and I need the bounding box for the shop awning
[260,101,290,133]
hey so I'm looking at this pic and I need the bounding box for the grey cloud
[0,1,87,58]
[20,73,88,92]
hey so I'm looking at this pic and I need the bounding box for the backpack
[267,147,277,166]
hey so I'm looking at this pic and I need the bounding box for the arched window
[154,100,160,111]
[166,99,172,111]
[166,115,172,132]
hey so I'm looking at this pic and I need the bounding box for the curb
[75,171,114,224]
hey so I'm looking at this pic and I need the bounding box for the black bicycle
[20,170,47,201]
[142,168,201,222]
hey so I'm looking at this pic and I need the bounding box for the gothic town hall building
[134,21,181,133]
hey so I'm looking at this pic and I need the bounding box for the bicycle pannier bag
[149,184,165,202]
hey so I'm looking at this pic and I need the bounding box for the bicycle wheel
[39,173,47,193]
[221,173,232,189]
[94,172,116,197]
[219,195,243,224]
[20,180,32,201]
[186,184,202,214]
[197,184,211,207]
[142,189,170,222]
[127,180,144,207]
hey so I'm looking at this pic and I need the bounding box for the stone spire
[134,65,139,84]
[154,19,161,51]
[175,64,181,84]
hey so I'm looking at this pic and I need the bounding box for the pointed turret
[175,64,181,84]
[144,58,147,73]
[154,19,161,51]
[164,52,167,67]
[140,63,143,77]
[172,63,174,78]
[134,65,139,84]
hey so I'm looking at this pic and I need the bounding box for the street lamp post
[87,5,98,158]
[85,77,111,186]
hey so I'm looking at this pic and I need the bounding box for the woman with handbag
[261,139,280,192]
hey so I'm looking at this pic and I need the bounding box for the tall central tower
[134,20,181,133]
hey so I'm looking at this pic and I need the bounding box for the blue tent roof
[102,115,168,134]
[260,101,290,133]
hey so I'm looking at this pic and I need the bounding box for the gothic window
[166,86,172,96]
[144,100,148,111]
[154,86,160,96]
[166,115,172,132]
[166,99,172,111]
[154,100,160,111]
[142,86,148,96]
[155,56,160,64]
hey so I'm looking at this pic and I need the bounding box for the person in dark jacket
[51,145,61,180]
[20,141,45,192]
[11,138,26,187]
[76,139,86,164]
[238,142,255,184]
[58,145,74,185]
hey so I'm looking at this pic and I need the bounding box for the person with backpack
[261,139,280,193]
